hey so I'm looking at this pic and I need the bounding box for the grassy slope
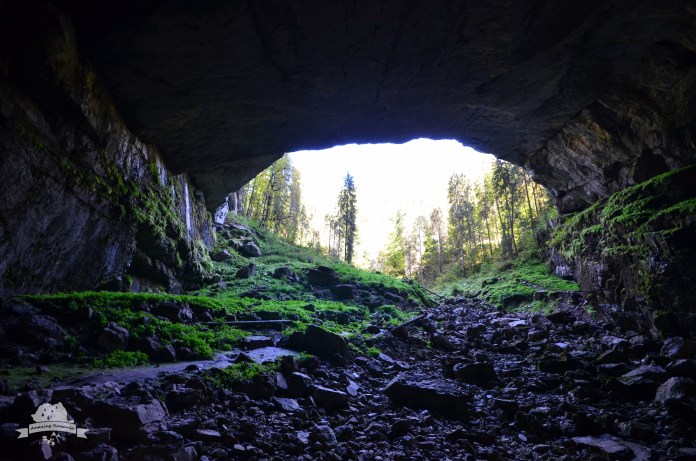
[436,249,579,312]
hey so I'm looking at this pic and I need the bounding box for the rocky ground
[2,297,696,461]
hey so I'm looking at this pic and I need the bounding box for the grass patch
[94,350,149,368]
[437,252,578,309]
[11,215,429,368]
[203,362,277,388]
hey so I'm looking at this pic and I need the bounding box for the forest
[232,155,555,289]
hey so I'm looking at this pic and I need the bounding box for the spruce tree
[336,173,358,262]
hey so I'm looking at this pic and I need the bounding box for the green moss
[203,362,277,388]
[550,164,696,298]
[553,165,696,262]
[367,346,381,357]
[23,291,250,360]
[94,350,149,368]
[437,256,578,308]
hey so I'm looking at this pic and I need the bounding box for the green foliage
[24,291,250,360]
[95,350,149,368]
[0,364,99,394]
[28,290,231,313]
[238,155,311,245]
[550,164,696,300]
[438,254,578,308]
[379,211,407,276]
[373,159,555,289]
[367,346,381,357]
[204,362,277,388]
[551,165,696,261]
[63,335,79,351]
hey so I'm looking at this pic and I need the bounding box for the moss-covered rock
[547,165,696,337]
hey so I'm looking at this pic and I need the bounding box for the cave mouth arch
[231,138,555,268]
[287,139,497,263]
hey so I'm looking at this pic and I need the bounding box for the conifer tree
[336,173,358,262]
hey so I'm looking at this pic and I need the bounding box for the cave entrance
[232,138,555,279]
[287,139,495,268]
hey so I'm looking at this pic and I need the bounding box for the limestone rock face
[0,8,214,294]
[58,0,696,211]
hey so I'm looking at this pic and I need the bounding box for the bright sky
[288,138,496,267]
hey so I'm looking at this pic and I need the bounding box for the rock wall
[0,10,213,294]
[545,166,696,338]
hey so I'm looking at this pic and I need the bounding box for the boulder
[309,425,337,447]
[666,359,696,380]
[655,377,696,404]
[273,397,300,412]
[97,323,130,352]
[238,241,262,257]
[287,372,313,397]
[194,429,222,442]
[453,362,498,385]
[272,266,299,282]
[661,337,696,360]
[236,263,257,279]
[13,315,65,346]
[93,397,167,439]
[211,249,232,262]
[302,325,348,358]
[385,373,471,420]
[153,302,193,322]
[331,284,355,299]
[168,388,203,408]
[430,333,457,351]
[572,434,634,460]
[334,425,354,442]
[389,419,412,439]
[545,310,576,324]
[313,385,349,409]
[306,266,340,286]
[619,365,668,400]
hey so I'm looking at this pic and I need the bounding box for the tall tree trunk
[532,182,541,217]
[484,214,494,257]
[260,171,275,225]
[476,219,484,263]
[493,194,509,256]
[458,218,467,276]
[436,233,443,274]
[523,175,535,225]
[464,210,474,264]
[509,190,518,255]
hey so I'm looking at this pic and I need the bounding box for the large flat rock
[385,373,471,420]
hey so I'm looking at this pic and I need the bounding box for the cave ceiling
[65,0,696,211]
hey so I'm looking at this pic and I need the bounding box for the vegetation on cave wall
[0,12,214,294]
[547,164,696,333]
